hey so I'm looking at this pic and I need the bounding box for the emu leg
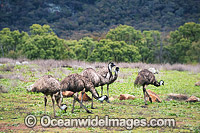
[101,86,103,97]
[145,90,152,103]
[51,95,56,117]
[72,93,77,113]
[80,91,85,108]
[143,87,147,105]
[73,94,92,113]
[106,85,110,103]
[91,95,97,109]
[59,91,63,106]
[44,95,47,114]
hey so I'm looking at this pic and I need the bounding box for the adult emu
[27,75,67,117]
[60,73,108,113]
[134,69,164,105]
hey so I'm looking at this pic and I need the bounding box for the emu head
[159,80,164,86]
[26,84,34,92]
[115,67,119,74]
[108,62,115,70]
[98,95,108,102]
[55,91,67,112]
[60,104,67,112]
[154,80,164,87]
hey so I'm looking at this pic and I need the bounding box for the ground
[0,60,200,132]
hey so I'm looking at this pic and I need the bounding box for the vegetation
[0,22,200,63]
[0,0,199,39]
[0,60,200,132]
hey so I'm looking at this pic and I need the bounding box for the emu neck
[107,65,113,79]
[90,88,99,99]
[110,70,118,82]
[153,81,160,87]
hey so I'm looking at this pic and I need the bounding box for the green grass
[0,64,200,132]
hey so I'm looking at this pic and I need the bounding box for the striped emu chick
[60,74,107,113]
[27,75,66,117]
[134,69,164,105]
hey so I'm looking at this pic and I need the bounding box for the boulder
[22,61,29,65]
[78,92,92,101]
[109,97,115,101]
[119,94,135,100]
[167,93,188,101]
[62,91,74,97]
[186,96,200,102]
[0,75,3,79]
[15,61,21,65]
[145,89,162,102]
[195,81,200,86]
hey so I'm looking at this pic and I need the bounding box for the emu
[98,62,116,102]
[59,73,108,113]
[27,75,67,117]
[81,62,116,102]
[134,69,164,105]
[81,66,119,105]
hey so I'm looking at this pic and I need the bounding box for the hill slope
[0,0,199,39]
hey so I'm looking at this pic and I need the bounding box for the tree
[106,25,143,46]
[141,30,161,63]
[30,24,54,36]
[0,28,29,58]
[22,24,66,59]
[88,39,141,62]
[106,25,161,63]
[166,22,200,63]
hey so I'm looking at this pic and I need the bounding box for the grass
[0,60,200,132]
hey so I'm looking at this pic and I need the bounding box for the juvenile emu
[134,69,164,105]
[27,75,67,117]
[60,73,107,113]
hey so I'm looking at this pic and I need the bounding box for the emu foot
[87,110,92,113]
[91,106,97,109]
[106,100,111,103]
[71,110,74,113]
[141,105,148,108]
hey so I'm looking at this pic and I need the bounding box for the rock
[22,61,29,65]
[186,96,200,102]
[195,81,200,86]
[0,85,8,93]
[109,97,115,101]
[109,96,118,101]
[78,92,92,101]
[167,93,188,101]
[15,61,21,65]
[119,94,135,100]
[62,91,74,97]
[145,89,162,102]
